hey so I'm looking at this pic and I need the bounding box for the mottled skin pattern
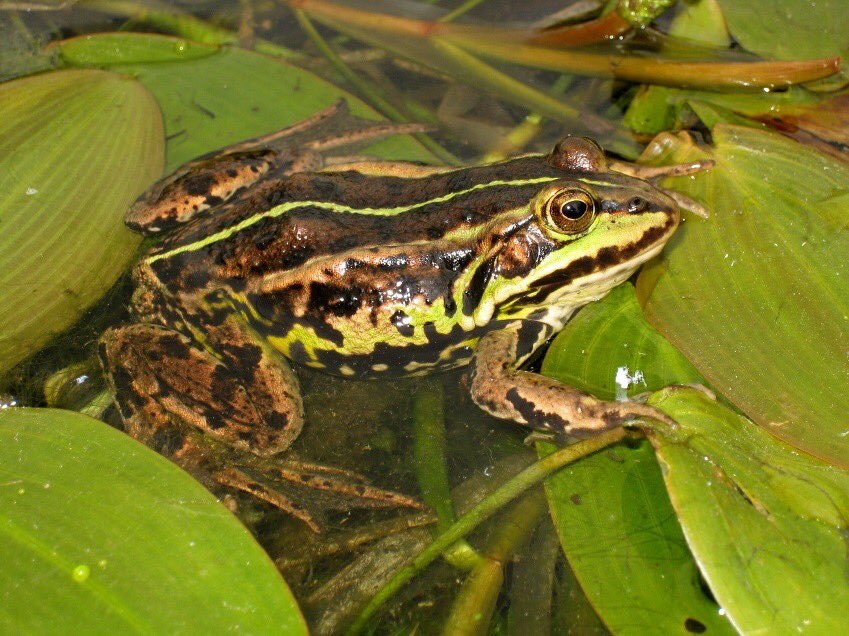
[101,104,704,529]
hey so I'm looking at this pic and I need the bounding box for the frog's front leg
[468,322,675,437]
[100,317,304,457]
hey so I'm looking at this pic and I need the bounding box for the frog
[100,101,709,530]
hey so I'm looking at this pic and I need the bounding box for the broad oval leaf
[0,407,306,634]
[542,283,704,401]
[647,388,849,634]
[0,69,163,373]
[716,0,849,64]
[638,125,849,467]
[540,285,732,634]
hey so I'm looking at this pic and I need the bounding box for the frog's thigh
[468,322,670,437]
[100,322,303,457]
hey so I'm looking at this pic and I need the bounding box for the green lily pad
[638,125,849,467]
[540,286,731,634]
[0,69,163,373]
[0,407,306,634]
[647,388,849,634]
[55,32,437,170]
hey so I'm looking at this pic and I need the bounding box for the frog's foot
[609,158,714,180]
[609,158,714,218]
[99,322,303,457]
[468,323,678,438]
[215,460,426,533]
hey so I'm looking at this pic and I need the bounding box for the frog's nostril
[627,196,647,213]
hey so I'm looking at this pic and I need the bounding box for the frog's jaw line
[483,212,677,327]
[544,240,664,309]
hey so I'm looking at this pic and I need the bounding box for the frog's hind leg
[216,461,427,533]
[127,100,429,234]
[100,318,424,532]
[468,322,676,438]
[100,321,304,457]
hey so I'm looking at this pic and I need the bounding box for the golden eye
[543,188,596,234]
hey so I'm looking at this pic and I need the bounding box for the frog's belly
[264,318,549,379]
[269,322,483,378]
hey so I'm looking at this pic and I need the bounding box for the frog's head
[476,137,681,322]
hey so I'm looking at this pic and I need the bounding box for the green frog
[100,102,708,530]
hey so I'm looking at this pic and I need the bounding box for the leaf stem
[439,0,487,23]
[442,489,547,635]
[413,381,483,570]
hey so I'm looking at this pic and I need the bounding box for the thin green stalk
[413,381,482,570]
[294,9,460,166]
[443,489,547,636]
[429,38,614,138]
[439,0,487,23]
[345,427,629,635]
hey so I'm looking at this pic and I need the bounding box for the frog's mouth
[520,211,679,307]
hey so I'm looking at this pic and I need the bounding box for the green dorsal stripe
[147,176,561,264]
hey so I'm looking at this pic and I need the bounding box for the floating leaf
[668,0,731,48]
[0,407,306,633]
[55,32,219,66]
[542,439,734,635]
[540,286,730,634]
[55,32,436,170]
[647,388,849,634]
[716,0,849,63]
[542,283,704,401]
[0,69,162,373]
[638,126,849,467]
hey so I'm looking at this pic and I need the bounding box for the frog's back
[141,155,566,377]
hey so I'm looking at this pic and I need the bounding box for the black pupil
[560,199,588,219]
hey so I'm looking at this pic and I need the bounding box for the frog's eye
[542,188,596,234]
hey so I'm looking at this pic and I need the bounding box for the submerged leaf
[638,125,849,467]
[0,408,306,633]
[0,69,162,373]
[647,388,849,634]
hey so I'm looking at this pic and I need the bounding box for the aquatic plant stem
[345,427,629,635]
[293,8,460,166]
[443,489,547,635]
[439,0,487,23]
[412,381,483,570]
